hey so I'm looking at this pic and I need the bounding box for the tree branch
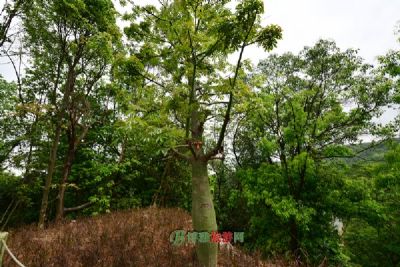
[170,147,191,161]
[205,16,256,160]
[64,201,92,212]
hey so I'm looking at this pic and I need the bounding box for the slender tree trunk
[55,140,75,221]
[38,122,62,228]
[191,158,218,267]
[55,119,88,221]
[38,68,75,228]
[289,216,300,260]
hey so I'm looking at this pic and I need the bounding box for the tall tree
[234,40,390,262]
[22,0,120,227]
[123,0,281,265]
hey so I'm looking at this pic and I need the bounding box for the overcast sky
[241,0,400,64]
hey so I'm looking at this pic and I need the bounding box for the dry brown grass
[2,207,286,267]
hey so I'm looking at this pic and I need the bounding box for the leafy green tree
[67,89,192,215]
[233,40,390,263]
[123,0,281,265]
[22,0,120,226]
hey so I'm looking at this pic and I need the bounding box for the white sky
[242,0,400,64]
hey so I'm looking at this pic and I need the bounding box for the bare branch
[64,202,92,212]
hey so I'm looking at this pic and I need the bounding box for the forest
[0,0,399,266]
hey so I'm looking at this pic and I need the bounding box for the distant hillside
[2,207,283,267]
[346,138,400,164]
